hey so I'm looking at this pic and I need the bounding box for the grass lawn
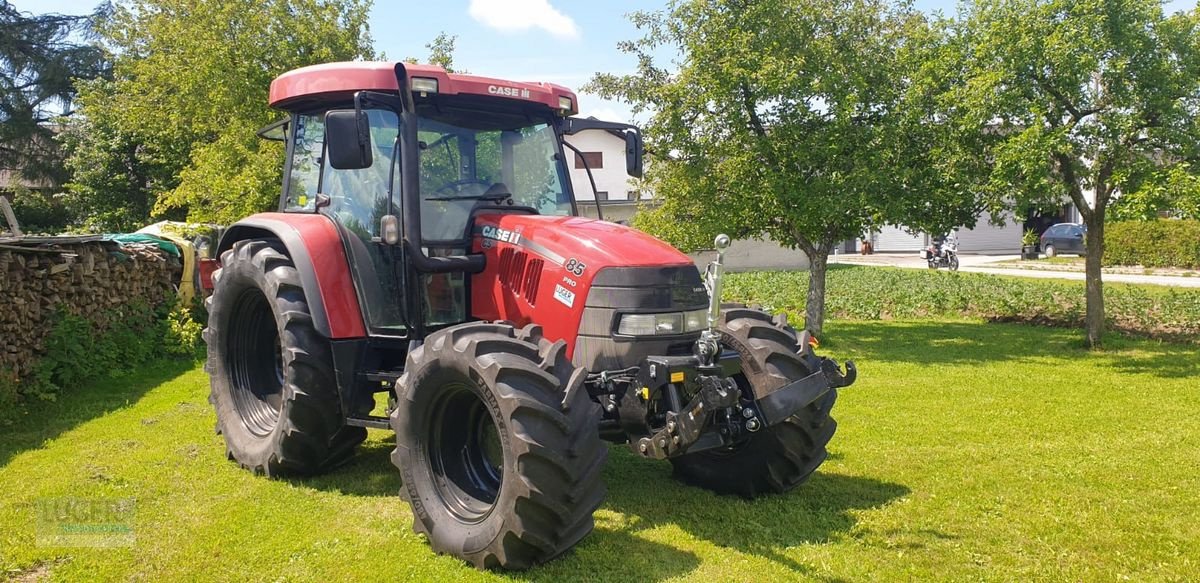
[2,320,1198,581]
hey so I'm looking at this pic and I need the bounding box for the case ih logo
[481,225,522,244]
[488,85,531,99]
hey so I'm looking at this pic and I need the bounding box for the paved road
[830,252,1200,288]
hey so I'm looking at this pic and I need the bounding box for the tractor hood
[470,212,707,368]
[473,213,696,270]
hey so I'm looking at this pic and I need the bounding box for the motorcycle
[922,234,960,271]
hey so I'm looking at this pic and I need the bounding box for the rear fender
[217,213,367,339]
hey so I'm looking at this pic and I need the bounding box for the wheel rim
[427,381,504,523]
[226,289,284,437]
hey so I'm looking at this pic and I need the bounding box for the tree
[1109,163,1200,220]
[0,1,109,187]
[951,0,1200,347]
[415,32,461,73]
[588,0,970,335]
[66,0,374,227]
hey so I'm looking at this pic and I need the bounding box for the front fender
[217,213,366,339]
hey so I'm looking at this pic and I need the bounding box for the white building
[864,191,1094,255]
[867,213,1025,254]
[562,125,646,223]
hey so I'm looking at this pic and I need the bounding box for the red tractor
[205,61,856,570]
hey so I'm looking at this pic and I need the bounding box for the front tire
[391,323,607,570]
[669,307,838,498]
[204,239,365,476]
[949,254,960,271]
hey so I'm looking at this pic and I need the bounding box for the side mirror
[625,131,644,178]
[325,109,372,170]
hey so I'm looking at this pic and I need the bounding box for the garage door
[956,214,1021,253]
[873,226,926,252]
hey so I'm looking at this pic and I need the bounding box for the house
[562,123,647,224]
[865,213,1026,254]
[862,194,1093,255]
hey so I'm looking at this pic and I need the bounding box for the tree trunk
[805,249,830,336]
[1083,214,1105,348]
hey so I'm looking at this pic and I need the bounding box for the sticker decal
[564,258,586,277]
[553,284,576,308]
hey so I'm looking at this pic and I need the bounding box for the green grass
[3,321,1199,581]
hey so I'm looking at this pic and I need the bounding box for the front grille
[574,265,708,371]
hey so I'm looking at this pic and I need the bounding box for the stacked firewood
[0,240,181,381]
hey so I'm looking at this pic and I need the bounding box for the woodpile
[0,238,181,381]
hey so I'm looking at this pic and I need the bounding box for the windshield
[416,105,573,242]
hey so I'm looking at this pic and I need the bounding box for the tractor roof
[268,61,579,115]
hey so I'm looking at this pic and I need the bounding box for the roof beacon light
[411,77,439,95]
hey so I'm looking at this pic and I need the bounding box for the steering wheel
[429,179,492,198]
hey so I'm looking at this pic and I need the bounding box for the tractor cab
[205,61,853,571]
[260,62,642,340]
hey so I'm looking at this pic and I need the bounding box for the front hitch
[634,374,741,459]
[625,233,857,461]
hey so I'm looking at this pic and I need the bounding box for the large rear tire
[204,239,365,476]
[391,322,607,570]
[669,306,837,498]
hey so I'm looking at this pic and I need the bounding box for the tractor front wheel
[391,322,607,570]
[205,239,365,476]
[669,306,838,498]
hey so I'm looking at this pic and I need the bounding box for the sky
[10,0,1200,122]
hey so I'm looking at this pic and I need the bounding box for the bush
[1103,220,1200,270]
[3,299,205,423]
[726,266,1200,341]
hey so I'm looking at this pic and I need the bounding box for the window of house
[595,191,608,201]
[574,151,603,169]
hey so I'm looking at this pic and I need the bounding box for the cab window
[286,115,324,211]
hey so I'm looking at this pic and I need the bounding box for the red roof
[268,61,578,115]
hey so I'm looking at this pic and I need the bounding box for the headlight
[683,308,707,332]
[617,309,709,336]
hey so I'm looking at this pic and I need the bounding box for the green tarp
[103,233,181,257]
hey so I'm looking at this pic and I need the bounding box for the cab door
[286,109,408,336]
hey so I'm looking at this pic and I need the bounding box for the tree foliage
[587,0,968,334]
[405,32,462,73]
[65,0,374,229]
[949,0,1200,346]
[0,1,109,187]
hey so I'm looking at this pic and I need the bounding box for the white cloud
[468,0,580,40]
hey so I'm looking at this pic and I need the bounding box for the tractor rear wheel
[204,239,365,476]
[391,322,606,570]
[669,306,838,498]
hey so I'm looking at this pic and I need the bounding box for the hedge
[726,266,1200,341]
[1104,220,1200,270]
